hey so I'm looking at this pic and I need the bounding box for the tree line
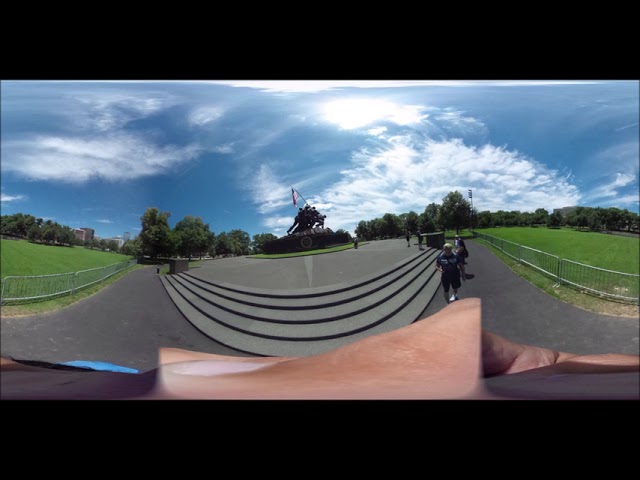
[354,192,639,241]
[0,209,280,258]
[4,200,637,258]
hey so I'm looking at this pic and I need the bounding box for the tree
[355,220,370,240]
[99,239,107,251]
[215,232,233,257]
[476,210,493,228]
[532,208,549,225]
[121,238,142,258]
[403,211,419,233]
[173,215,214,259]
[546,211,563,227]
[27,224,41,242]
[251,233,278,254]
[139,207,174,259]
[42,220,57,244]
[439,191,471,234]
[228,229,251,256]
[381,213,402,238]
[107,239,119,252]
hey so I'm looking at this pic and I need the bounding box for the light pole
[468,189,474,234]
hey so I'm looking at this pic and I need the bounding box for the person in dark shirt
[405,229,411,247]
[435,243,465,303]
[455,235,469,264]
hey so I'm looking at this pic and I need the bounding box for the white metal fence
[473,232,639,303]
[1,259,137,305]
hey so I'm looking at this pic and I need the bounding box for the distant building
[74,227,96,242]
[103,237,125,248]
[74,228,86,241]
[81,227,95,240]
[553,206,579,217]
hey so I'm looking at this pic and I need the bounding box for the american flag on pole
[292,188,298,207]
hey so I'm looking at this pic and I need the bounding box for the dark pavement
[0,266,253,372]
[423,240,639,355]
[1,239,638,374]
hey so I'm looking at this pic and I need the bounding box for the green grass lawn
[1,239,134,279]
[473,227,639,274]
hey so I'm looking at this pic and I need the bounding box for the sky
[1,80,638,240]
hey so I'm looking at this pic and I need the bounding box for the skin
[1,298,638,400]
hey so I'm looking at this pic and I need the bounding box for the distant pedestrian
[435,243,465,304]
[417,230,424,250]
[353,235,359,249]
[405,229,411,247]
[454,235,469,264]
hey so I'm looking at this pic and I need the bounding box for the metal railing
[1,259,137,305]
[473,232,639,303]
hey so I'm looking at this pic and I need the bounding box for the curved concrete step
[164,262,436,338]
[160,266,443,357]
[182,248,434,299]
[170,248,439,323]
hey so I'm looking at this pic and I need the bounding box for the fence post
[557,259,562,284]
[518,244,522,262]
[1,278,4,305]
[72,271,76,295]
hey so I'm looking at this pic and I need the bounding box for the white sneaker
[450,295,456,302]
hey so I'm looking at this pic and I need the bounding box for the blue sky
[1,80,638,240]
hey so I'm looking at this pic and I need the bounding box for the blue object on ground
[59,360,139,374]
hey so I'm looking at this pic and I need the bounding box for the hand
[3,299,638,400]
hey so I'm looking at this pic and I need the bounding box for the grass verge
[473,238,639,318]
[0,264,146,318]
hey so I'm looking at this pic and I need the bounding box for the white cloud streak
[189,106,224,126]
[73,92,174,132]
[96,219,113,224]
[1,133,202,183]
[586,173,636,200]
[0,193,26,203]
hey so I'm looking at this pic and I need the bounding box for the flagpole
[291,186,309,206]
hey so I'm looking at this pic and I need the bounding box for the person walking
[405,229,411,247]
[454,235,469,264]
[435,243,465,303]
[353,235,359,249]
[417,230,424,250]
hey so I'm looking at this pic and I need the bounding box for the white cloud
[322,99,425,129]
[434,109,488,137]
[586,173,636,200]
[0,193,26,203]
[249,164,296,214]
[96,219,113,224]
[286,138,581,233]
[74,92,173,132]
[1,133,202,183]
[189,106,224,126]
[615,122,639,131]
[212,144,234,154]
[368,126,387,137]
